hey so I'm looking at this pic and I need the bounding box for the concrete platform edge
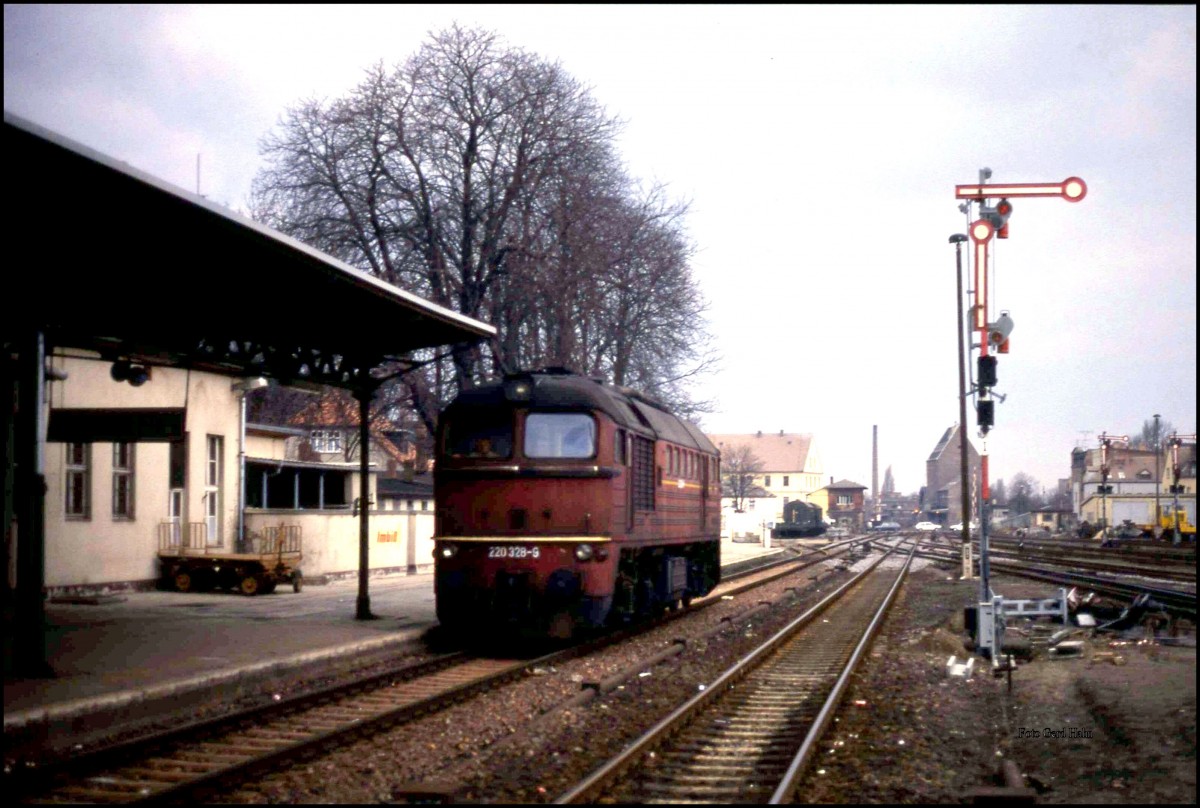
[4,629,425,742]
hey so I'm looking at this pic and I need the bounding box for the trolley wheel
[292,572,303,593]
[261,579,278,595]
[174,571,193,593]
[239,574,262,596]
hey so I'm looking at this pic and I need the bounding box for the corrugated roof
[706,432,814,472]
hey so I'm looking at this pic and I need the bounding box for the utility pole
[1154,413,1162,538]
[950,233,973,580]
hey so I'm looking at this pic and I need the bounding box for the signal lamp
[977,356,998,388]
[994,199,1013,238]
[977,400,995,431]
[574,543,594,562]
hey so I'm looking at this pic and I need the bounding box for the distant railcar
[433,368,721,639]
[771,499,827,539]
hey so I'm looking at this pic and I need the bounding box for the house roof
[824,479,867,491]
[927,425,956,462]
[707,432,814,472]
[288,389,414,466]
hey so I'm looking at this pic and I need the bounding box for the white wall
[245,509,435,577]
[43,356,239,588]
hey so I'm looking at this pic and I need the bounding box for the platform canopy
[4,112,495,386]
[3,112,497,674]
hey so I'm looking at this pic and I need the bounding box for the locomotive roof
[444,371,717,455]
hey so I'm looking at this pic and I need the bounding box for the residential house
[707,431,824,522]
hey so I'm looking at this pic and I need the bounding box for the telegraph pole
[1154,413,1162,538]
[950,233,973,579]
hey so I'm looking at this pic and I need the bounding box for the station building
[37,356,439,595]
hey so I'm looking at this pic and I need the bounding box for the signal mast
[951,169,1087,659]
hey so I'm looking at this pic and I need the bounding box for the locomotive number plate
[487,545,541,560]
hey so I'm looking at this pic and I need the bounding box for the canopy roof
[4,112,495,387]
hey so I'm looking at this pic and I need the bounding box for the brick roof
[706,432,815,473]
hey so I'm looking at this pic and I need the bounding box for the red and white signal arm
[956,177,1087,203]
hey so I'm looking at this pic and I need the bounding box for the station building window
[65,442,90,519]
[112,441,135,519]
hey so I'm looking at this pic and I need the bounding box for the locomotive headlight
[574,543,594,562]
[439,543,459,560]
[503,376,533,401]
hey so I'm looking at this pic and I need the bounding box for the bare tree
[721,444,764,513]
[251,25,715,424]
[1133,417,1176,450]
[1007,472,1042,515]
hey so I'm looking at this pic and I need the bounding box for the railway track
[554,542,915,804]
[990,535,1195,563]
[10,546,863,804]
[913,545,1196,617]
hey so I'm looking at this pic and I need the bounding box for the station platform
[4,538,788,752]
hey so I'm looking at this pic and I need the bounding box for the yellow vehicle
[1158,505,1195,537]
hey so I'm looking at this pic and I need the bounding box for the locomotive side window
[445,414,513,458]
[524,413,596,458]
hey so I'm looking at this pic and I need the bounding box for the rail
[555,541,915,803]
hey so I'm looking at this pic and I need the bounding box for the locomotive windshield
[444,413,513,459]
[524,412,596,459]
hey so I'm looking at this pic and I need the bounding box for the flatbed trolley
[158,523,303,595]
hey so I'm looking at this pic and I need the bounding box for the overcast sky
[5,4,1196,496]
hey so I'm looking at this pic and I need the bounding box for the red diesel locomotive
[433,368,721,638]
